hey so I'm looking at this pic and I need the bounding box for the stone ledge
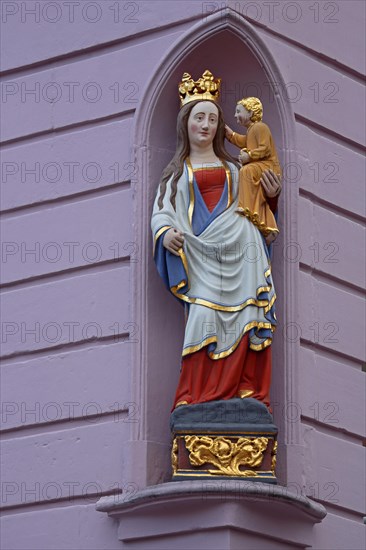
[97,480,326,519]
[96,480,327,549]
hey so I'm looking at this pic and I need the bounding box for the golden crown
[178,70,221,107]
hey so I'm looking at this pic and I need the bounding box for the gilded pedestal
[171,398,278,483]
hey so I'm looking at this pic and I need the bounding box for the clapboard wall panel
[295,123,365,219]
[1,188,131,283]
[1,504,121,550]
[1,118,133,211]
[1,30,182,142]
[1,341,132,431]
[0,1,202,71]
[243,0,365,75]
[298,347,365,438]
[1,420,130,508]
[298,196,365,289]
[0,265,130,356]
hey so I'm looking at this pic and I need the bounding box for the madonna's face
[187,101,219,149]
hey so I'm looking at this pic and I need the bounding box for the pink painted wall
[1,1,365,548]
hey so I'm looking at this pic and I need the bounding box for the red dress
[173,167,273,410]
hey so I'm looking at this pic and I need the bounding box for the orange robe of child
[229,121,281,237]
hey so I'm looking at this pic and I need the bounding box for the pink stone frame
[127,8,301,488]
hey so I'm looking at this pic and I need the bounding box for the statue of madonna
[151,71,281,411]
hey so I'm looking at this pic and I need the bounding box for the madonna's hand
[261,169,282,198]
[163,228,185,256]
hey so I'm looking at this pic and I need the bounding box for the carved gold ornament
[271,440,278,474]
[184,435,269,476]
[171,438,178,475]
[238,206,280,237]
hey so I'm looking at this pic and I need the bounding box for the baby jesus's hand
[225,124,234,139]
[238,150,250,164]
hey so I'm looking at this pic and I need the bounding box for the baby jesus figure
[225,97,281,245]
